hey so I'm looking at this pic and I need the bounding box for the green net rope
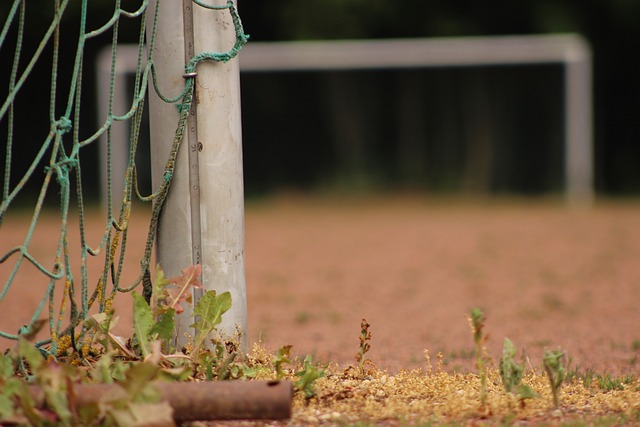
[0,0,247,356]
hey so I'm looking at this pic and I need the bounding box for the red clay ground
[2,194,640,376]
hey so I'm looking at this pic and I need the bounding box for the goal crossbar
[98,34,593,204]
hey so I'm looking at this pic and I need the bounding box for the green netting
[0,0,247,356]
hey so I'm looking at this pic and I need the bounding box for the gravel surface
[2,195,640,376]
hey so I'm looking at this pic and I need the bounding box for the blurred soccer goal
[101,35,593,204]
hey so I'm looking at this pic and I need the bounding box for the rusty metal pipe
[31,380,292,422]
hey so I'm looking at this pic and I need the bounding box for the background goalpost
[100,34,593,210]
[238,35,593,205]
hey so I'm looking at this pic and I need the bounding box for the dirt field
[2,194,640,376]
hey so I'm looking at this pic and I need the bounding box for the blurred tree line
[1,1,639,200]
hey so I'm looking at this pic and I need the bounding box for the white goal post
[98,34,593,206]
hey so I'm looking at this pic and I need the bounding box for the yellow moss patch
[283,363,640,425]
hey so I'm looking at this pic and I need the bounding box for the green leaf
[295,355,325,399]
[132,292,154,357]
[18,338,44,372]
[110,359,128,383]
[0,353,14,380]
[0,393,15,419]
[193,291,232,330]
[543,349,566,388]
[217,353,237,380]
[150,308,175,344]
[103,361,171,426]
[12,381,42,427]
[0,379,23,419]
[499,337,523,393]
[120,362,161,403]
[39,360,73,424]
[152,264,171,314]
[92,351,116,384]
[191,291,232,351]
[86,312,115,334]
[516,384,540,400]
[272,345,292,380]
[502,337,516,359]
[91,351,129,384]
[543,348,566,408]
[154,264,171,294]
[76,402,101,425]
[470,307,485,343]
[239,365,263,379]
[158,366,192,382]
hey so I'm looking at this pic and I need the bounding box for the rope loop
[54,116,73,134]
[184,0,249,74]
[44,158,78,185]
[192,0,233,11]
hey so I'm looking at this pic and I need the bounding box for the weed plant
[467,307,489,410]
[344,319,375,378]
[543,348,567,409]
[0,265,325,425]
[499,337,539,408]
